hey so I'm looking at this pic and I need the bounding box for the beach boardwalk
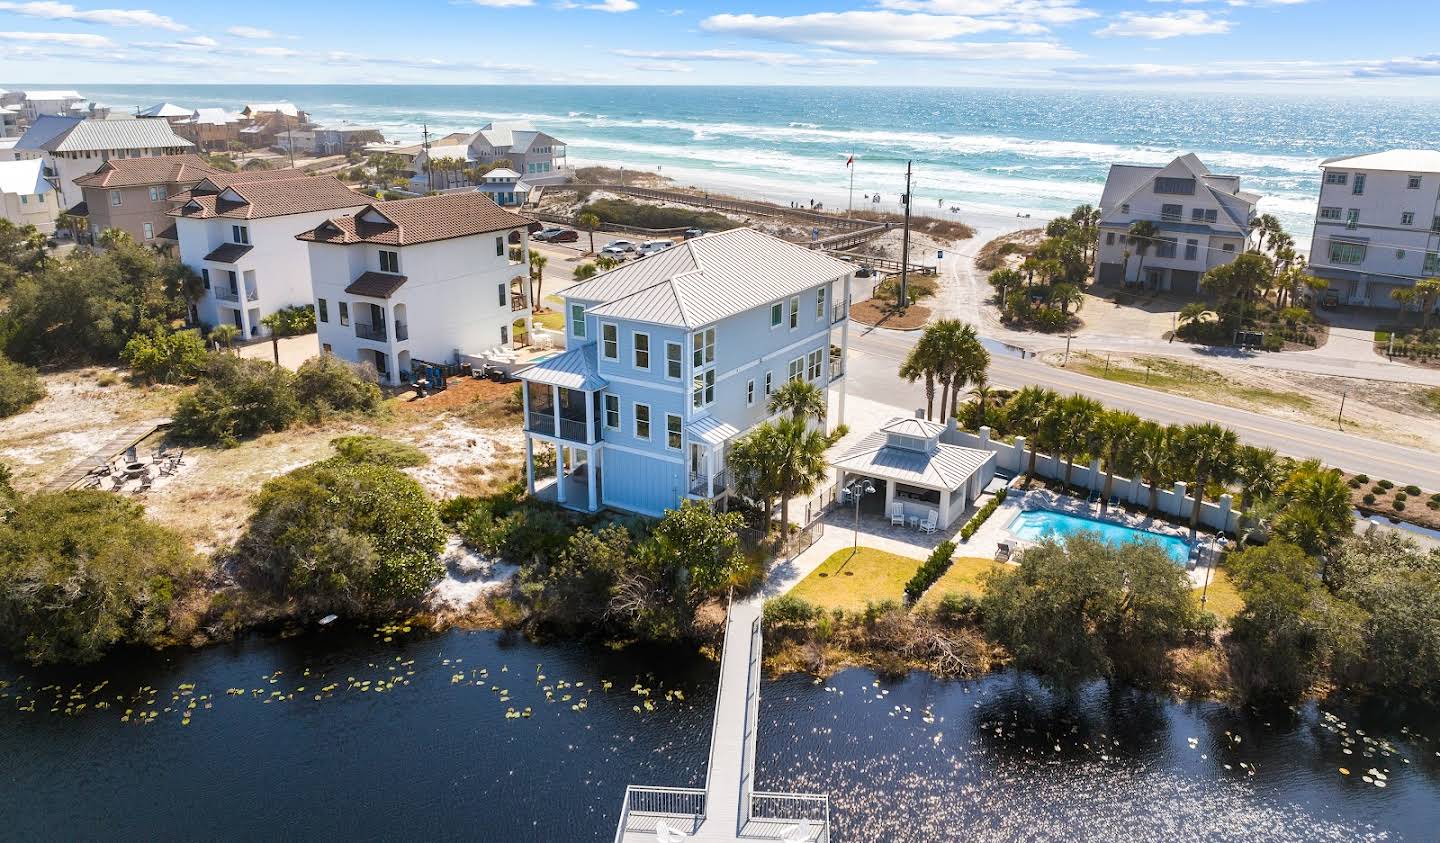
[613,597,831,842]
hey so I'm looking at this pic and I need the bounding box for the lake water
[3,627,1437,841]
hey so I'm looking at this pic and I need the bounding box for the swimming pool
[1006,509,1191,564]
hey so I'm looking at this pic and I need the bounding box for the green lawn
[1195,569,1243,622]
[788,547,924,612]
[917,556,1004,609]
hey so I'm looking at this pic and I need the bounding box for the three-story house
[518,228,853,516]
[296,192,535,384]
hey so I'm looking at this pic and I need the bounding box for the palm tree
[211,323,240,352]
[1274,466,1353,567]
[1233,445,1282,513]
[728,427,785,531]
[1415,278,1440,330]
[1049,283,1083,316]
[1040,394,1102,489]
[962,372,994,430]
[1070,203,1100,265]
[577,212,601,255]
[899,332,943,420]
[1392,288,1418,326]
[1004,386,1058,478]
[1173,422,1239,539]
[1132,421,1176,513]
[773,416,833,535]
[1127,220,1159,288]
[1095,409,1141,513]
[768,379,826,422]
[260,312,283,365]
[594,254,620,271]
[528,251,548,310]
[917,320,989,422]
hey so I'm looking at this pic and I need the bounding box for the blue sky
[1,0,1438,90]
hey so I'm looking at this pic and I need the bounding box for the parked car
[532,227,579,243]
[638,240,675,256]
[603,239,638,253]
[854,265,876,279]
[1320,290,1340,309]
[683,228,704,240]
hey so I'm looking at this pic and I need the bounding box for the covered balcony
[518,344,608,512]
[686,416,738,500]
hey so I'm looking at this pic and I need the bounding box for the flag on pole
[846,154,854,167]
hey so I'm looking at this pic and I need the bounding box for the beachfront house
[0,105,19,139]
[11,115,195,210]
[1307,150,1440,311]
[238,103,309,148]
[171,170,371,337]
[71,153,219,248]
[179,108,245,151]
[517,228,853,515]
[0,158,59,234]
[473,167,530,207]
[1095,153,1258,295]
[410,122,567,192]
[16,90,86,124]
[136,102,194,124]
[278,124,385,157]
[295,192,534,385]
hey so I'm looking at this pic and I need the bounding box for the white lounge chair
[920,510,938,534]
[890,502,906,526]
[655,820,686,842]
[779,820,814,842]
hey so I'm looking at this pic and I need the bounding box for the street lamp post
[843,478,877,554]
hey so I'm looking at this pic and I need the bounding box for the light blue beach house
[518,228,854,516]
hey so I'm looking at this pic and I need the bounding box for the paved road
[845,326,1440,491]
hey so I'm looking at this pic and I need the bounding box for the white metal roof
[138,102,191,118]
[516,345,607,391]
[22,90,83,100]
[16,114,192,153]
[244,102,300,117]
[190,108,241,125]
[1320,149,1440,173]
[577,228,853,329]
[0,159,49,196]
[832,420,993,491]
[880,417,946,438]
[688,416,740,447]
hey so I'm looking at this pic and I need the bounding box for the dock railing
[612,785,707,843]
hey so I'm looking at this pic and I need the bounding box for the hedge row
[904,540,958,603]
[960,487,1008,542]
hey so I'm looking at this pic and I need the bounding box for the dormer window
[379,250,399,273]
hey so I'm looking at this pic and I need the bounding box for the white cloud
[613,47,876,67]
[0,1,183,30]
[178,34,214,46]
[226,25,277,38]
[0,28,111,45]
[875,0,1096,25]
[701,10,1024,45]
[1056,54,1440,83]
[461,0,535,6]
[1094,10,1229,38]
[557,0,636,9]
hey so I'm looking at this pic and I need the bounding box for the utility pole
[422,123,433,193]
[286,123,295,169]
[847,152,855,218]
[899,160,912,310]
[1338,390,1347,429]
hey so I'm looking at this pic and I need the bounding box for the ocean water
[61,84,1440,245]
[1006,507,1192,563]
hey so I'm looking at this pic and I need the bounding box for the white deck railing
[612,785,707,843]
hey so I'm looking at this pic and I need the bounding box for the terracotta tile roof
[169,173,371,221]
[346,271,408,298]
[156,223,177,241]
[73,153,217,189]
[203,242,254,263]
[66,201,89,217]
[296,191,531,247]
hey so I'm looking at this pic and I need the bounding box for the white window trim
[633,402,651,441]
[746,379,755,407]
[765,372,773,395]
[815,287,826,320]
[789,296,800,330]
[570,304,586,338]
[1402,212,1415,226]
[664,341,682,381]
[769,302,783,329]
[665,413,683,451]
[600,322,619,361]
[788,356,803,383]
[632,331,651,371]
[603,394,620,430]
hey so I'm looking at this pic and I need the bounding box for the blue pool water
[1007,509,1191,564]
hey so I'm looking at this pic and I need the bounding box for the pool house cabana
[832,415,997,530]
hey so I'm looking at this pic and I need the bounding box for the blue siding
[602,446,684,516]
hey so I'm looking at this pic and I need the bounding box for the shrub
[329,435,427,467]
[1362,493,1376,506]
[573,262,598,281]
[1030,307,1070,333]
[904,540,958,603]
[930,592,983,626]
[1378,479,1394,489]
[960,487,1007,542]
[1393,500,1405,511]
[764,594,820,631]
[1347,477,1362,489]
[171,354,299,447]
[236,458,445,617]
[0,354,45,418]
[1354,474,1369,484]
[121,327,208,384]
[1370,485,1385,496]
[1404,485,1422,496]
[0,490,198,663]
[293,354,381,420]
[1395,492,1408,502]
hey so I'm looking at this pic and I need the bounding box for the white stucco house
[170,170,372,338]
[296,191,535,384]
[517,227,853,516]
[1307,149,1440,311]
[410,121,567,192]
[1095,153,1259,295]
[0,158,59,234]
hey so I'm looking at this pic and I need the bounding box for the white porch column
[837,285,850,427]
[521,381,530,425]
[555,441,567,504]
[939,487,952,529]
[586,445,598,512]
[705,447,715,498]
[584,388,595,444]
[883,478,895,518]
[551,384,562,442]
[238,305,252,341]
[524,437,535,494]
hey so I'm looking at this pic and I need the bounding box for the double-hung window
[770,302,783,328]
[1402,212,1415,226]
[764,372,773,395]
[143,222,154,240]
[633,332,650,370]
[789,296,800,329]
[232,224,249,245]
[746,379,755,407]
[1328,241,1365,265]
[1184,239,1198,261]
[601,323,618,360]
[1408,175,1423,190]
[1319,207,1342,221]
[379,250,399,273]
[788,357,803,383]
[691,328,714,367]
[816,288,826,319]
[1160,203,1182,222]
[1352,173,1366,195]
[604,394,620,429]
[570,304,586,338]
[665,341,682,380]
[690,327,716,409]
[1324,171,1348,186]
[109,189,121,207]
[806,349,822,381]
[317,298,328,323]
[634,403,651,440]
[665,414,682,450]
[692,369,715,409]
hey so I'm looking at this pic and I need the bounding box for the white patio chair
[779,820,814,842]
[890,502,905,526]
[920,510,938,534]
[655,820,686,842]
